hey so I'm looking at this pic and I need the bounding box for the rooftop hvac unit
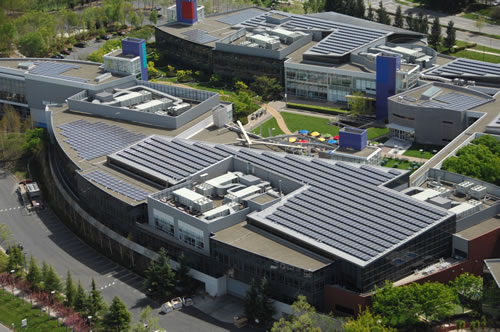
[248,43,259,48]
[240,41,251,46]
[167,103,190,116]
[469,185,487,200]
[456,181,474,195]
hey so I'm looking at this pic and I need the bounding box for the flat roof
[484,259,500,288]
[331,146,379,158]
[213,221,331,271]
[0,58,124,84]
[427,58,500,78]
[456,215,500,241]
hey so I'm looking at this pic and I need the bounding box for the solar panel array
[114,137,230,181]
[182,29,218,44]
[239,11,388,55]
[429,58,500,77]
[84,170,149,201]
[433,92,489,111]
[212,146,448,262]
[29,62,89,83]
[58,120,146,160]
[216,9,264,26]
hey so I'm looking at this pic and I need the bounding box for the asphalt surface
[364,0,500,49]
[0,170,240,331]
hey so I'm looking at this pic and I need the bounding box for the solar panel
[84,170,149,201]
[217,9,264,26]
[429,58,500,77]
[181,29,218,44]
[29,62,89,83]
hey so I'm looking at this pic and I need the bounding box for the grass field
[366,127,389,140]
[281,112,340,135]
[251,117,285,137]
[438,40,500,64]
[0,290,66,331]
[403,143,442,159]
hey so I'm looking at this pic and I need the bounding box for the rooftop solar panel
[84,170,149,201]
[182,29,218,44]
[429,58,500,77]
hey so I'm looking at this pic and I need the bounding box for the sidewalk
[263,103,291,135]
[0,323,10,332]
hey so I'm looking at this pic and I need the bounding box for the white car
[160,302,174,314]
[182,297,193,306]
[170,297,183,309]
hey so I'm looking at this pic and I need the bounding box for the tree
[149,10,158,25]
[344,307,395,332]
[73,281,87,313]
[443,20,456,51]
[394,5,404,28]
[416,282,454,323]
[324,0,344,12]
[41,261,49,285]
[130,306,165,331]
[7,245,25,272]
[244,279,260,324]
[128,11,140,29]
[429,17,441,50]
[367,3,374,21]
[0,224,12,247]
[18,32,48,57]
[416,11,425,33]
[176,252,193,294]
[376,1,391,25]
[257,277,275,324]
[144,248,176,299]
[250,75,282,101]
[87,278,105,319]
[372,281,420,328]
[348,91,371,116]
[104,296,132,331]
[355,0,365,19]
[26,257,42,290]
[65,270,77,308]
[406,12,415,31]
[43,264,62,292]
[483,281,500,327]
[345,0,356,16]
[450,273,483,313]
[475,16,485,34]
[421,15,429,35]
[234,81,248,91]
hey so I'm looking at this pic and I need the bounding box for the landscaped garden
[403,143,442,159]
[382,157,424,171]
[251,117,284,137]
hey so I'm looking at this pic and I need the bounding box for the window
[178,220,205,250]
[153,209,175,237]
[442,120,453,125]
[393,113,415,121]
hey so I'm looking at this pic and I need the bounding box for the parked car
[182,297,193,306]
[101,34,112,40]
[153,6,162,11]
[74,42,86,48]
[170,297,183,309]
[160,302,174,314]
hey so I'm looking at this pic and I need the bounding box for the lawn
[0,290,66,331]
[251,117,285,137]
[438,40,500,64]
[281,112,340,136]
[403,143,442,159]
[382,158,423,171]
[367,127,389,140]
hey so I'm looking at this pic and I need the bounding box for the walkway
[264,102,292,135]
[463,48,500,57]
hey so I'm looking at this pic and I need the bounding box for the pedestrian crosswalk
[0,206,23,213]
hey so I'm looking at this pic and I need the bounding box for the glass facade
[285,67,376,103]
[153,209,175,237]
[0,76,27,104]
[178,220,205,250]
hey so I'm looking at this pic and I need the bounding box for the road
[364,0,500,48]
[0,171,236,331]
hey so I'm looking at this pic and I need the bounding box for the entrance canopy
[387,123,415,134]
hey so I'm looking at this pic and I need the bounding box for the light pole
[88,315,92,332]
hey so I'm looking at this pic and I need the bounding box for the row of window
[153,210,205,250]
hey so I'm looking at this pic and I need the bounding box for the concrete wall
[456,204,500,232]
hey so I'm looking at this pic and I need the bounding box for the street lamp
[88,315,92,332]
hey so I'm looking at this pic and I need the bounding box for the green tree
[18,32,48,57]
[416,281,454,323]
[0,19,16,56]
[0,224,12,248]
[406,12,415,31]
[130,306,165,331]
[43,264,62,292]
[420,15,429,35]
[73,281,87,313]
[65,270,77,307]
[128,11,140,29]
[394,5,404,28]
[324,0,344,12]
[443,20,456,51]
[87,278,105,318]
[103,296,132,331]
[367,3,374,21]
[483,281,500,326]
[450,273,483,313]
[376,1,391,25]
[429,17,441,50]
[348,91,371,116]
[372,281,420,328]
[244,278,260,323]
[257,277,275,324]
[234,81,248,91]
[475,16,485,34]
[26,257,42,290]
[355,0,365,19]
[144,248,176,299]
[41,261,49,284]
[149,10,158,25]
[7,245,25,272]
[250,75,282,101]
[344,307,395,332]
[416,11,425,33]
[176,252,193,294]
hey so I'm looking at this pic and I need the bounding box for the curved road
[0,170,236,331]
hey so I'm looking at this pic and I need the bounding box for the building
[155,8,426,109]
[387,82,496,145]
[103,37,148,80]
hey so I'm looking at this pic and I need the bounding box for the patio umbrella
[298,139,308,143]
[289,137,297,143]
[328,139,336,144]
[334,135,339,140]
[318,137,326,142]
[323,133,332,138]
[310,131,320,137]
[299,129,309,135]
